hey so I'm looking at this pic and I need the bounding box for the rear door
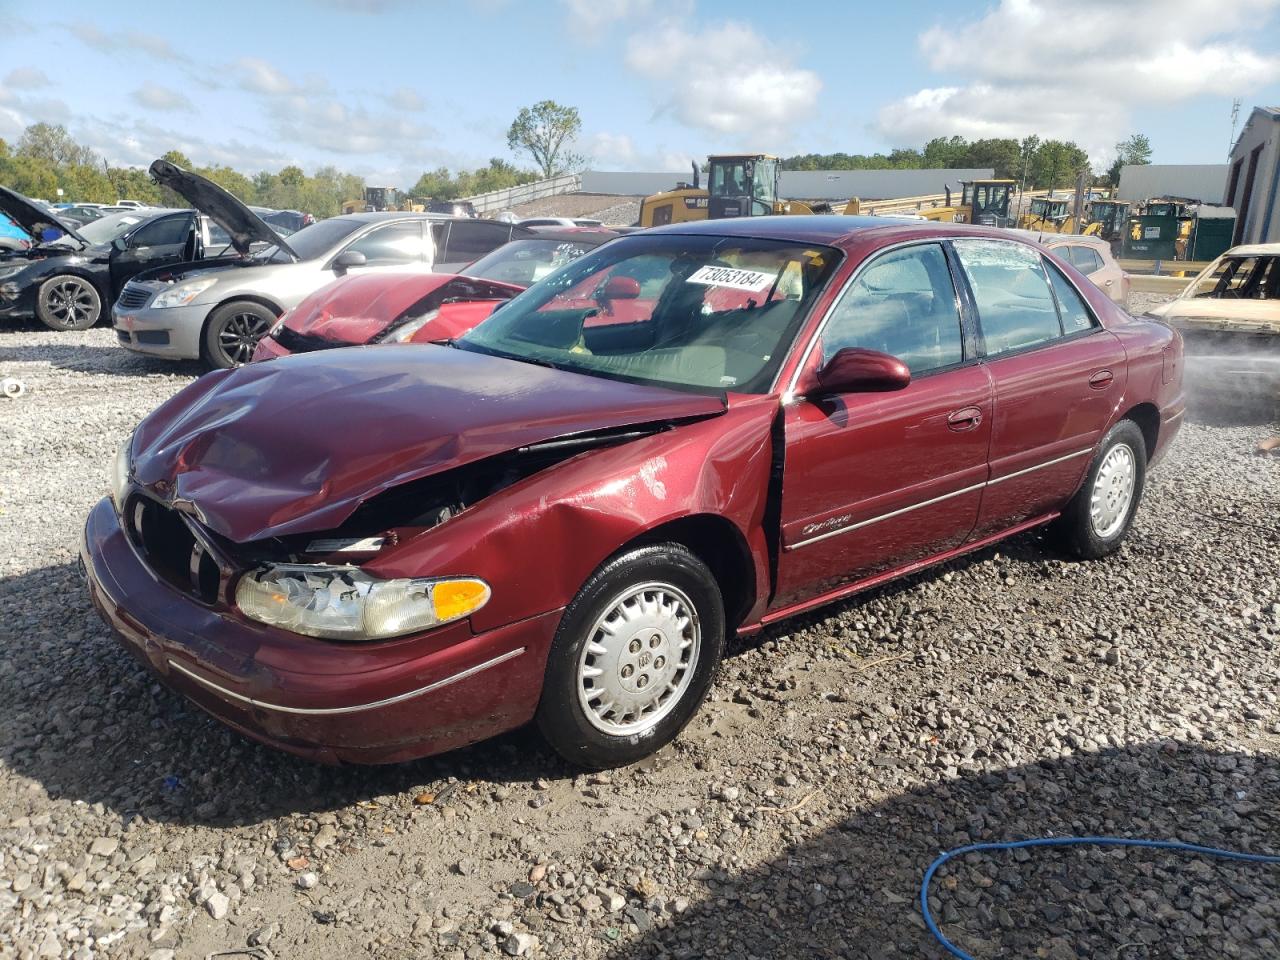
[951,238,1126,538]
[774,241,993,608]
[109,214,196,294]
[1060,242,1124,303]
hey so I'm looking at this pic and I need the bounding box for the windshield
[261,217,363,261]
[465,237,606,287]
[1187,255,1280,300]
[458,233,841,394]
[68,212,145,244]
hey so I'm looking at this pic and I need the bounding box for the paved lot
[1,313,1277,959]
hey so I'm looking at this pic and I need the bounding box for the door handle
[1089,369,1114,389]
[1104,279,1114,286]
[947,406,983,431]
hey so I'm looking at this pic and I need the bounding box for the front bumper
[112,301,208,360]
[0,279,36,319]
[251,334,291,361]
[80,497,561,764]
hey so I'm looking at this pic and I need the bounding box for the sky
[2,0,1279,186]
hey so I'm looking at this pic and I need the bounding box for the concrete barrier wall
[1117,164,1229,204]
[580,168,996,200]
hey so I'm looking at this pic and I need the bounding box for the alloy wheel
[1089,442,1136,539]
[217,312,271,366]
[44,278,96,327]
[576,582,701,736]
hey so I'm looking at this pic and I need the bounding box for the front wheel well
[622,515,757,630]
[203,293,285,333]
[1119,402,1159,461]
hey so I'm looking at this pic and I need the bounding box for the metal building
[1225,105,1280,245]
[1116,164,1227,204]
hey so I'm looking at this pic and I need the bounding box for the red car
[82,217,1184,769]
[253,229,620,359]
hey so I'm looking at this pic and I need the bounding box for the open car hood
[149,159,297,260]
[0,186,88,245]
[130,345,726,542]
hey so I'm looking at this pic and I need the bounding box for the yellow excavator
[341,187,429,215]
[638,155,831,227]
[918,179,1017,226]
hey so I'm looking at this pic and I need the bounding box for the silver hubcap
[1090,442,1136,539]
[577,582,700,736]
[218,313,271,365]
[45,279,96,325]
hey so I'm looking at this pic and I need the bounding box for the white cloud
[876,0,1280,162]
[585,131,696,171]
[625,21,821,143]
[388,87,426,111]
[4,67,51,90]
[561,0,658,38]
[68,24,179,61]
[233,57,310,97]
[131,83,194,113]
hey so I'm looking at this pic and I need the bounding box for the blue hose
[921,836,1280,960]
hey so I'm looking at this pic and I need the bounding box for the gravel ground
[1,302,1278,959]
[507,194,642,227]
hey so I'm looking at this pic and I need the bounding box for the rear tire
[536,543,725,769]
[35,275,101,331]
[1052,419,1147,559]
[201,301,275,370]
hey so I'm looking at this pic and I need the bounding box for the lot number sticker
[686,265,774,292]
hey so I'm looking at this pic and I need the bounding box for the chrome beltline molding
[787,447,1093,551]
[167,646,526,716]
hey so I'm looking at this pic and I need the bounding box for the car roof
[644,215,1027,247]
[339,211,468,223]
[1223,243,1280,256]
[516,227,619,243]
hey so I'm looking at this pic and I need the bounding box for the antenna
[1228,98,1242,156]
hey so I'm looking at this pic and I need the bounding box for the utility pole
[1228,97,1242,156]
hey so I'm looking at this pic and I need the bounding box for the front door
[110,214,195,294]
[774,241,993,608]
[949,239,1127,537]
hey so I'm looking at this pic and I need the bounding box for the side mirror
[332,249,367,274]
[112,237,128,251]
[599,275,641,301]
[815,347,911,394]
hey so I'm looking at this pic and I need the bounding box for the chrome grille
[117,285,153,310]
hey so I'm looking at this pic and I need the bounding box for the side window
[1067,245,1102,274]
[344,221,427,266]
[443,221,512,264]
[822,243,964,375]
[1045,260,1098,333]
[952,239,1062,356]
[129,216,192,248]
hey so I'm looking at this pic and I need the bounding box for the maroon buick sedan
[82,217,1184,769]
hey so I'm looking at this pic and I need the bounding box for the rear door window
[442,221,515,264]
[821,242,964,375]
[953,239,1062,356]
[1065,245,1103,274]
[1044,260,1098,333]
[344,221,428,266]
[129,216,192,248]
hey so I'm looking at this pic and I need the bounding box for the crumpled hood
[149,159,295,259]
[130,345,726,542]
[282,272,523,345]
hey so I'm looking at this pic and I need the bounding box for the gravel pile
[1,305,1277,959]
[505,193,641,225]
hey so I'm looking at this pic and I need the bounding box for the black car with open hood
[0,185,248,332]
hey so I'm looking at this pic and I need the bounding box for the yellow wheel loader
[638,155,825,227]
[918,179,1016,227]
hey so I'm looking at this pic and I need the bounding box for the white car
[518,216,604,228]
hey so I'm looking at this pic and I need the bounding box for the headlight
[235,564,490,641]
[109,435,132,510]
[380,309,440,344]
[151,277,219,309]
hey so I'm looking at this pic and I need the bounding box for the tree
[964,138,1022,180]
[17,123,96,167]
[160,149,192,169]
[1030,139,1089,191]
[506,100,584,179]
[1106,133,1152,187]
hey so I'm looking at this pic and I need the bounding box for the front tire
[1053,419,1147,559]
[537,543,725,769]
[35,275,101,331]
[201,301,275,370]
